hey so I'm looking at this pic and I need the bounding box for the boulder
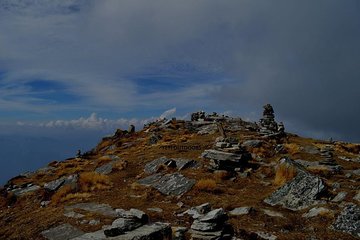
[332,192,348,202]
[242,140,263,148]
[144,157,197,174]
[191,221,220,232]
[11,184,40,196]
[41,223,84,240]
[44,178,65,191]
[264,158,326,211]
[201,149,250,170]
[104,218,143,237]
[229,207,252,216]
[332,204,360,238]
[95,162,114,175]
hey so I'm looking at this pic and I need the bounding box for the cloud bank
[0,1,359,141]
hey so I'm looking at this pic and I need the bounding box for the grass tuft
[274,163,297,186]
[195,179,217,192]
[79,172,112,192]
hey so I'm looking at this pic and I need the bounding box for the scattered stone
[332,192,348,202]
[66,202,117,217]
[144,157,197,174]
[41,223,84,240]
[332,182,341,190]
[179,203,212,219]
[229,207,252,216]
[139,173,195,196]
[89,219,100,225]
[64,211,85,219]
[264,158,326,211]
[104,218,144,237]
[242,140,263,148]
[197,124,218,135]
[147,207,163,213]
[255,231,278,240]
[295,159,342,173]
[302,207,332,218]
[262,209,284,218]
[332,204,360,238]
[41,201,50,208]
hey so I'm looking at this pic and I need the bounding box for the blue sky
[0,0,360,182]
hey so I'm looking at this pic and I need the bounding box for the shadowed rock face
[332,204,360,238]
[264,158,326,211]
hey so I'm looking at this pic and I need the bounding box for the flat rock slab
[107,222,172,240]
[66,202,117,217]
[44,178,65,191]
[95,162,114,175]
[295,159,342,173]
[229,207,252,216]
[332,204,360,238]
[41,223,84,240]
[264,158,325,211]
[71,230,106,240]
[12,185,40,196]
[201,149,250,170]
[139,173,195,196]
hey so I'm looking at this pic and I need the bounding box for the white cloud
[159,107,176,120]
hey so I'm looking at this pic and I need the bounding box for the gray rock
[44,178,65,191]
[66,202,117,217]
[242,140,263,148]
[137,174,163,186]
[332,204,360,238]
[199,208,227,222]
[41,201,51,208]
[89,219,100,225]
[108,222,171,240]
[302,207,332,218]
[262,209,284,218]
[64,211,85,219]
[147,207,163,213]
[179,203,211,219]
[332,192,348,202]
[41,223,84,240]
[104,218,143,237]
[71,230,106,240]
[191,220,219,232]
[197,124,218,135]
[229,207,252,216]
[201,149,250,170]
[95,162,114,175]
[139,173,195,196]
[144,157,197,174]
[129,209,148,223]
[264,158,326,211]
[11,184,40,196]
[295,159,342,173]
[255,231,277,240]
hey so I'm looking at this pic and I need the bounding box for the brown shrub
[274,164,297,186]
[214,170,231,182]
[79,172,112,192]
[194,179,217,192]
[113,160,128,171]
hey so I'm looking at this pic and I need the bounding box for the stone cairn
[319,145,337,166]
[191,111,206,121]
[259,104,285,137]
[186,204,233,240]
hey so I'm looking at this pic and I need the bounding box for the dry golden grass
[113,160,128,171]
[214,170,231,182]
[79,172,112,192]
[194,179,217,192]
[274,164,297,186]
[284,143,300,155]
[51,185,73,204]
[61,193,92,202]
[57,166,83,177]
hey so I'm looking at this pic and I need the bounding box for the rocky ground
[0,107,359,240]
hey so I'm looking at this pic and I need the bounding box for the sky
[0,0,359,183]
